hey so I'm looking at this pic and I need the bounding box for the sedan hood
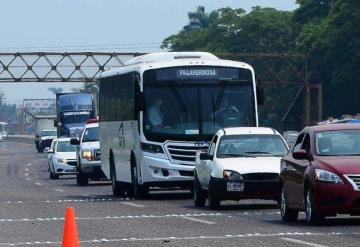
[315,156,360,174]
[55,152,76,160]
[81,141,99,150]
[215,156,282,175]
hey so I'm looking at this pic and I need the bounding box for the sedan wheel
[305,190,324,225]
[280,186,298,222]
[193,174,206,207]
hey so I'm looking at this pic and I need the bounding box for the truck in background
[54,93,96,138]
[34,116,57,153]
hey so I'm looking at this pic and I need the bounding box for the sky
[0,0,298,103]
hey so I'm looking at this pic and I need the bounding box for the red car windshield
[316,129,360,156]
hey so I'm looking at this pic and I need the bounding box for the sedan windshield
[316,129,360,156]
[217,134,288,158]
[56,141,77,152]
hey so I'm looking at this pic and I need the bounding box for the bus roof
[100,52,254,78]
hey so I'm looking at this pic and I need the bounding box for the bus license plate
[227,182,244,192]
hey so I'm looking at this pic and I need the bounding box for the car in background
[37,129,57,153]
[280,124,360,225]
[47,137,77,179]
[194,127,289,209]
[70,119,105,186]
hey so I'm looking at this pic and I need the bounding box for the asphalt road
[1,140,360,247]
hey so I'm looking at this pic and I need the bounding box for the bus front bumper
[141,155,194,184]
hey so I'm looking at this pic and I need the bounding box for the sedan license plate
[227,182,244,192]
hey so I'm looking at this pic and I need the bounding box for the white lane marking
[281,238,329,247]
[120,201,145,208]
[26,163,32,167]
[1,198,131,204]
[181,216,216,225]
[35,182,43,186]
[53,188,65,192]
[0,213,223,223]
[26,178,32,181]
[24,173,29,176]
[0,232,359,246]
[24,168,29,172]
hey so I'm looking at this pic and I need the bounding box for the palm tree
[184,6,218,31]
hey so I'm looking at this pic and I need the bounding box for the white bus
[99,52,261,198]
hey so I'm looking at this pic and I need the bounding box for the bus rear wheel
[110,161,126,197]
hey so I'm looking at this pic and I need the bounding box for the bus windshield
[143,67,256,141]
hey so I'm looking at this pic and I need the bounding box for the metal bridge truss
[0,52,143,82]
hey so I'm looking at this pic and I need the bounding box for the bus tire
[110,155,126,197]
[128,162,148,199]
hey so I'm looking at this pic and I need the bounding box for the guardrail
[6,135,35,144]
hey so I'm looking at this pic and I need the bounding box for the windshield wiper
[221,153,255,158]
[168,82,187,112]
[244,151,283,157]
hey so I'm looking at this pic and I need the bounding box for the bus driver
[148,97,164,127]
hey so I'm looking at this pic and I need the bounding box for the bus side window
[99,73,135,122]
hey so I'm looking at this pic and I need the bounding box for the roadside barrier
[62,207,79,247]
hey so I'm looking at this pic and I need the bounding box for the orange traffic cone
[62,207,79,247]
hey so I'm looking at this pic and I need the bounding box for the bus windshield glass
[143,66,256,141]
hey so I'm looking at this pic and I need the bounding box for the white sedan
[48,137,77,179]
[194,127,289,209]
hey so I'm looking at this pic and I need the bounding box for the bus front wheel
[128,165,148,199]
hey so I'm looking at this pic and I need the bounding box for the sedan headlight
[82,150,93,161]
[223,170,243,181]
[57,158,67,163]
[315,169,343,184]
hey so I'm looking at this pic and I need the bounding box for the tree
[297,0,360,117]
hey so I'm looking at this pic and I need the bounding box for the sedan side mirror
[46,148,54,154]
[292,149,308,160]
[200,152,213,160]
[70,138,80,145]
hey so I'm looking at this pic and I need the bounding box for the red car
[280,123,360,224]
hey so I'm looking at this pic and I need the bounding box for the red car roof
[306,123,360,132]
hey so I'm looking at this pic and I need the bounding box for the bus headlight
[82,150,93,161]
[141,143,164,154]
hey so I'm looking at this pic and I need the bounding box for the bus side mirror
[256,85,264,105]
[135,92,145,112]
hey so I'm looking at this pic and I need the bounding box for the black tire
[49,163,58,179]
[208,178,221,210]
[193,173,207,207]
[280,186,299,222]
[76,173,89,186]
[305,189,324,225]
[110,156,126,197]
[128,165,148,199]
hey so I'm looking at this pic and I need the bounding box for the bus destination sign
[156,67,241,81]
